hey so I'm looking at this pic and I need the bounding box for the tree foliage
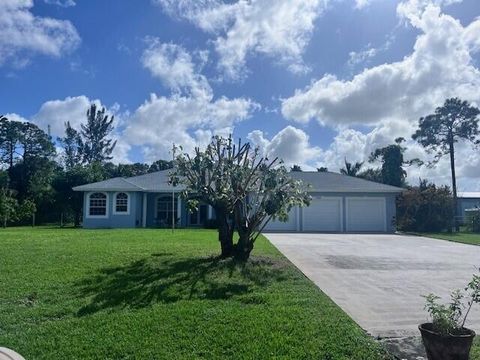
[80,104,117,164]
[171,136,310,260]
[396,180,453,232]
[58,121,83,170]
[412,98,480,228]
[340,158,363,176]
[368,137,419,187]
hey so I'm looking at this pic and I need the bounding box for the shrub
[423,270,480,335]
[397,180,453,232]
[465,210,480,233]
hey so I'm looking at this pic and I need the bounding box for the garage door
[263,207,298,231]
[302,197,342,232]
[346,197,386,232]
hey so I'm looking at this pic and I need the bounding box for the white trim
[113,192,130,215]
[345,196,387,232]
[86,192,109,219]
[302,196,343,232]
[142,193,147,228]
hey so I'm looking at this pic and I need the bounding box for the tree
[53,163,105,226]
[230,147,310,260]
[149,159,174,172]
[357,168,383,183]
[340,158,363,176]
[0,187,17,228]
[0,116,22,168]
[0,171,16,228]
[396,180,453,232]
[58,121,83,170]
[317,167,328,172]
[171,136,310,260]
[369,137,419,187]
[291,164,302,172]
[80,104,117,164]
[412,98,480,229]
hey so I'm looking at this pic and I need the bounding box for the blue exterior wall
[82,190,398,232]
[82,191,142,229]
[458,198,480,221]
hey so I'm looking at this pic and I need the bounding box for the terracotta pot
[419,323,476,360]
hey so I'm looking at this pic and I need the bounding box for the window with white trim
[115,192,129,214]
[156,196,178,226]
[89,192,107,216]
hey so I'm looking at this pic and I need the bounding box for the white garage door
[263,207,298,231]
[302,197,342,232]
[346,197,386,232]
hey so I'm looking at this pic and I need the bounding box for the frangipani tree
[170,136,310,260]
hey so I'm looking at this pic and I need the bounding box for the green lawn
[0,228,391,360]
[420,231,480,246]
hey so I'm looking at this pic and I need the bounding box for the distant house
[73,170,403,232]
[457,192,480,222]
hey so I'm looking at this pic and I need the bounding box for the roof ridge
[121,177,145,190]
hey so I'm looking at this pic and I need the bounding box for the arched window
[89,192,107,217]
[114,192,129,214]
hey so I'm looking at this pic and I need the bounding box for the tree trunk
[216,209,234,258]
[232,203,254,261]
[234,233,253,261]
[449,140,459,232]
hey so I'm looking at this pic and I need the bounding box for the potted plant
[419,271,480,360]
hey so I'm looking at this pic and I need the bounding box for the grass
[419,231,480,246]
[0,227,391,360]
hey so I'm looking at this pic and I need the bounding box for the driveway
[265,233,480,338]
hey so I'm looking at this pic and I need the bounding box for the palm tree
[340,158,363,177]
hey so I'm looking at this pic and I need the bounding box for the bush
[397,180,453,232]
[465,210,480,233]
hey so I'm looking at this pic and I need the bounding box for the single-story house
[457,192,480,222]
[73,170,403,233]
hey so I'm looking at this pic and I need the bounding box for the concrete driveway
[265,233,480,338]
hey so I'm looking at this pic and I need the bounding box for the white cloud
[0,0,80,67]
[124,93,256,161]
[282,1,480,127]
[155,0,329,80]
[247,126,322,169]
[123,40,259,161]
[44,0,76,7]
[347,47,378,68]
[142,40,211,97]
[355,0,372,9]
[32,96,100,138]
[278,0,480,189]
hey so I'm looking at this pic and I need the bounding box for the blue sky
[1,0,480,189]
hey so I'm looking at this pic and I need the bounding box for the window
[89,192,107,217]
[156,196,178,227]
[114,192,129,214]
[189,204,208,226]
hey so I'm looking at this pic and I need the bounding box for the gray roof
[290,171,403,193]
[73,169,403,194]
[72,170,184,192]
[72,177,144,192]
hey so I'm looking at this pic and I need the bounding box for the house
[457,192,480,222]
[73,170,403,233]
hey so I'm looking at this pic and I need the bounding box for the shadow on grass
[76,253,289,316]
